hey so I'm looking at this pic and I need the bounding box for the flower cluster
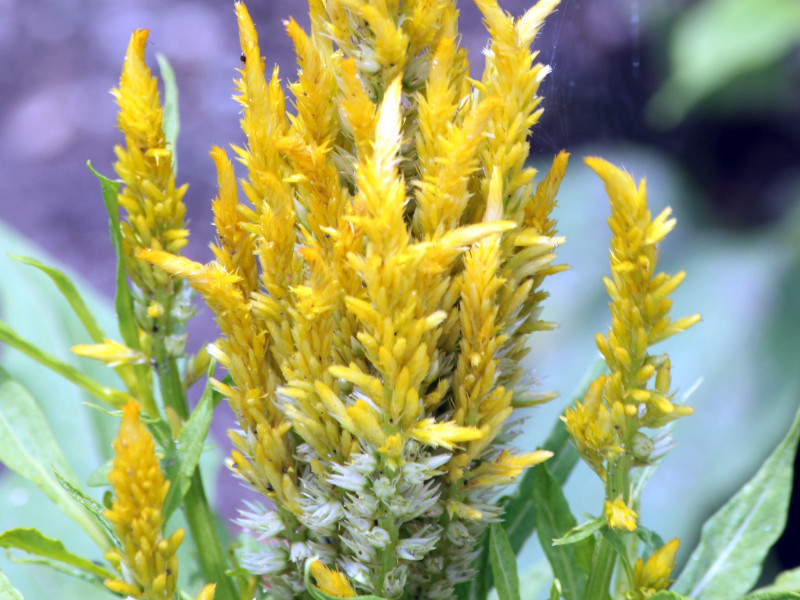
[103,401,185,599]
[141,1,566,598]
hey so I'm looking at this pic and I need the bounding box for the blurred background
[1,0,799,597]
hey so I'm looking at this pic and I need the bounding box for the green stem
[153,338,238,600]
[583,453,632,600]
[583,535,616,600]
[182,469,240,600]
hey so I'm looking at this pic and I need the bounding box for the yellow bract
[631,539,680,598]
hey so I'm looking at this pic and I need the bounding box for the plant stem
[153,338,238,600]
[182,469,240,600]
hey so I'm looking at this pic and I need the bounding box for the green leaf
[0,569,24,600]
[0,366,111,549]
[599,528,634,586]
[745,566,800,598]
[0,528,113,580]
[162,366,216,522]
[52,471,118,545]
[8,255,105,344]
[86,162,138,353]
[742,592,800,600]
[648,0,800,126]
[302,559,388,600]
[0,322,130,408]
[458,361,606,600]
[635,525,666,559]
[530,465,589,600]
[672,402,800,600]
[156,54,180,176]
[552,516,605,546]
[490,523,521,600]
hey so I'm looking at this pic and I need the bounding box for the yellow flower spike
[604,497,638,531]
[310,560,356,598]
[104,401,183,599]
[113,29,188,296]
[72,338,147,367]
[632,539,680,598]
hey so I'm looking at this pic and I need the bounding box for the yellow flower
[310,560,356,598]
[631,539,680,598]
[604,496,638,531]
[104,401,183,599]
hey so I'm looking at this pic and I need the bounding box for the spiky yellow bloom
[310,561,356,598]
[604,497,638,532]
[104,401,183,599]
[139,1,566,597]
[630,539,680,598]
[113,29,188,296]
[566,157,699,534]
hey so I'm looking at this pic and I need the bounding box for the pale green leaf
[672,403,800,600]
[490,523,521,600]
[0,528,113,580]
[0,367,110,549]
[649,0,800,125]
[8,255,105,344]
[0,323,130,408]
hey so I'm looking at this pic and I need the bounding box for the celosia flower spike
[113,29,189,328]
[566,157,699,534]
[104,401,183,599]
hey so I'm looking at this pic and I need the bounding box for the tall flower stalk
[142,1,566,598]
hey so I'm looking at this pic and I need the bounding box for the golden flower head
[104,401,183,599]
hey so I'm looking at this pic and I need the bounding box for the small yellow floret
[604,496,638,531]
[632,538,680,598]
[310,560,356,598]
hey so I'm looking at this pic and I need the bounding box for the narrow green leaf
[0,528,113,580]
[162,367,216,522]
[0,569,24,600]
[745,566,800,598]
[156,54,180,176]
[459,361,607,600]
[742,592,800,600]
[8,255,106,344]
[0,322,130,408]
[548,579,562,600]
[0,367,110,549]
[490,523,521,600]
[553,517,605,546]
[531,465,588,600]
[52,470,118,545]
[672,403,800,600]
[302,559,388,600]
[86,162,137,352]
